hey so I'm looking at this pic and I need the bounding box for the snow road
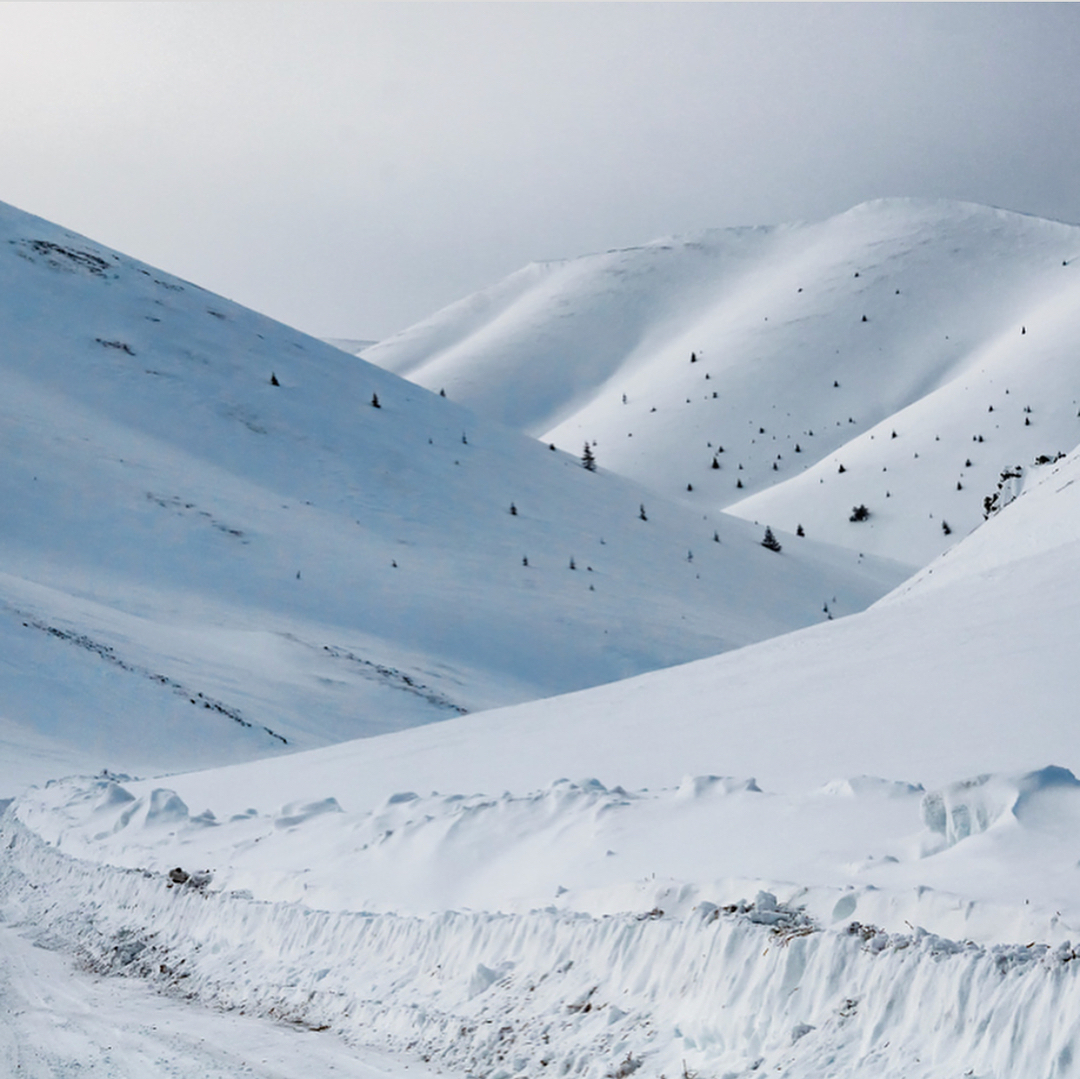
[0,920,428,1079]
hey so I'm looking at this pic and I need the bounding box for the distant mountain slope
[365,199,1080,566]
[0,201,902,788]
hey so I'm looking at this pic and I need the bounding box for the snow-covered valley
[3,197,1080,1077]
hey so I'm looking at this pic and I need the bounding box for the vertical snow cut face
[3,813,1080,1079]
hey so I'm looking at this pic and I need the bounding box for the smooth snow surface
[0,199,900,790]
[367,199,1080,566]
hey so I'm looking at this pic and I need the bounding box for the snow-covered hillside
[0,200,902,788]
[8,445,1080,1076]
[366,199,1080,567]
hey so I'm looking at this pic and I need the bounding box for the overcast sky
[2,3,1078,340]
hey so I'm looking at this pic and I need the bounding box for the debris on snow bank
[3,813,1080,1079]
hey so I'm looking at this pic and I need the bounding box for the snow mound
[921,765,1080,850]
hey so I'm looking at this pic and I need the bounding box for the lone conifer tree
[639,503,648,521]
[761,526,782,552]
[371,392,381,408]
[582,443,597,471]
[270,372,280,386]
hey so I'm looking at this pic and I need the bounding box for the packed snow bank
[16,762,1080,947]
[3,812,1079,1079]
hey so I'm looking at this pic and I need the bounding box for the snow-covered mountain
[7,444,1080,1077]
[5,197,1080,1078]
[0,200,900,788]
[366,199,1080,567]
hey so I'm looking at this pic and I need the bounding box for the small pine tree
[687,483,693,491]
[522,555,528,566]
[440,388,446,397]
[687,550,693,562]
[838,463,847,473]
[690,351,697,363]
[713,530,720,542]
[371,392,381,408]
[942,520,952,535]
[772,462,778,471]
[270,372,280,386]
[510,503,517,515]
[956,481,962,491]
[569,556,576,570]
[639,504,648,521]
[736,478,743,489]
[462,432,468,444]
[794,444,801,453]
[796,524,805,536]
[761,526,782,552]
[712,457,720,469]
[582,443,597,471]
[849,504,870,522]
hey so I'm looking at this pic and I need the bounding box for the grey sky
[2,3,1078,340]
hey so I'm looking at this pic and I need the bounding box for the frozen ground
[0,914,434,1078]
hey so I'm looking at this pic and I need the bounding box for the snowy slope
[33,448,1080,935]
[0,200,902,789]
[8,447,1080,1075]
[365,199,1080,567]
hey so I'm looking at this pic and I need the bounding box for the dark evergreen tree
[582,443,597,471]
[569,556,576,570]
[796,524,805,537]
[712,457,720,469]
[371,392,381,408]
[510,503,517,515]
[849,504,870,522]
[270,373,280,386]
[761,526,782,552]
[639,503,648,521]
